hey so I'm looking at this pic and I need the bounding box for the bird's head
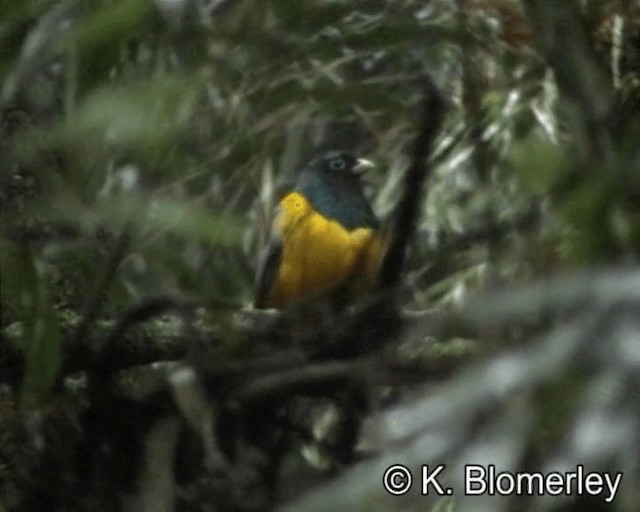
[296,150,378,230]
[304,151,374,183]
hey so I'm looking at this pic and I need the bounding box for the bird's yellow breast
[267,192,382,308]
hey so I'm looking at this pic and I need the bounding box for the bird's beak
[353,158,375,175]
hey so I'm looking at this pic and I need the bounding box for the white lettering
[465,465,486,495]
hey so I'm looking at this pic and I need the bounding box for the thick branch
[377,78,446,291]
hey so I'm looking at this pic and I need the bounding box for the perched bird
[255,151,386,310]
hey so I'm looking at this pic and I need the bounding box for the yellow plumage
[265,192,383,308]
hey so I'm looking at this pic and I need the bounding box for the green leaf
[0,240,62,404]
[69,0,153,51]
[511,136,567,194]
[47,193,244,247]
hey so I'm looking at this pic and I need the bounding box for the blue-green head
[296,151,379,230]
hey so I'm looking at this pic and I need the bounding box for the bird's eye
[329,157,346,171]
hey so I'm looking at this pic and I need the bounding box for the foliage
[2,0,640,511]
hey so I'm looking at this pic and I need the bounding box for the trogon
[255,151,386,309]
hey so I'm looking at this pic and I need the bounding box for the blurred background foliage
[2,0,640,511]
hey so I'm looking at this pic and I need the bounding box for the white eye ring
[329,158,346,170]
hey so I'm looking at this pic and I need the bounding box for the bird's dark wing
[254,237,282,309]
[254,177,294,309]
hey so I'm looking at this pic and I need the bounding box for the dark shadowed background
[2,1,640,511]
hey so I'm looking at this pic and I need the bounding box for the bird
[255,150,386,310]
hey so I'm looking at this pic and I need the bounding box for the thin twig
[69,229,132,351]
[521,0,613,161]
